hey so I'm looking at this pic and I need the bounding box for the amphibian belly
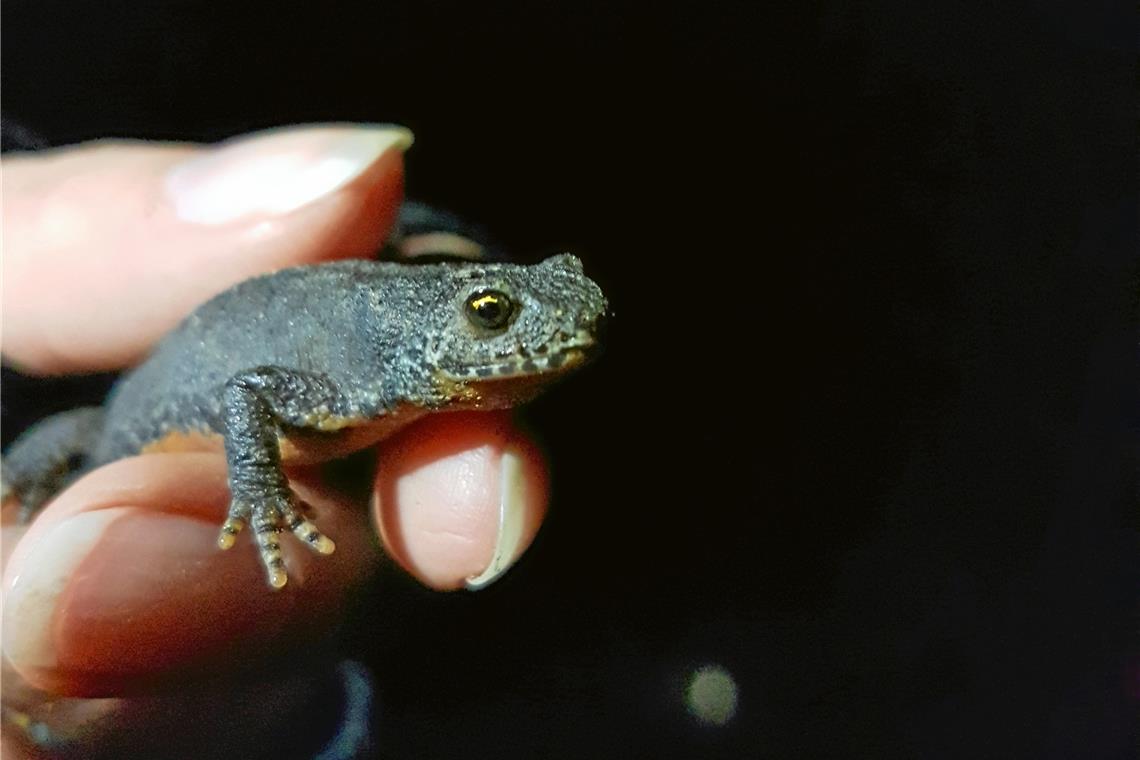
[139,405,427,465]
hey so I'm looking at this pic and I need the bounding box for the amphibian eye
[464,290,515,330]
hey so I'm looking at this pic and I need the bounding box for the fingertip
[163,124,412,226]
[373,412,549,591]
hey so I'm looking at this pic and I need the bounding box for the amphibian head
[422,253,608,406]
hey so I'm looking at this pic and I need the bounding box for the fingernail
[3,508,131,669]
[165,124,414,225]
[466,448,528,590]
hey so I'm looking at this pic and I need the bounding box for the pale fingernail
[466,448,528,590]
[165,124,414,225]
[3,508,131,669]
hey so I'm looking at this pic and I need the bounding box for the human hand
[1,125,548,758]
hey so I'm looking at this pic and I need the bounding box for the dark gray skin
[2,207,607,589]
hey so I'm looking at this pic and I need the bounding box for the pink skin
[0,127,548,757]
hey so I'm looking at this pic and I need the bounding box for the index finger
[2,124,412,374]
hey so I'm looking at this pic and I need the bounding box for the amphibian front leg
[219,366,348,589]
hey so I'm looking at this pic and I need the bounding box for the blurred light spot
[686,664,738,726]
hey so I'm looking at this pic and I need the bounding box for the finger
[1,454,378,697]
[374,411,549,591]
[2,124,412,374]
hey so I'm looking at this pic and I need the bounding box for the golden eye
[464,289,515,330]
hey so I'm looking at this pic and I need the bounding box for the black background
[2,1,1135,758]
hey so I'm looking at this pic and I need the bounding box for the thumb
[2,124,412,374]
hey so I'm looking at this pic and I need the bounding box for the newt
[2,204,608,589]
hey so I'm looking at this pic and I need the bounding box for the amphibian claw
[290,517,336,555]
[217,517,245,550]
[268,568,288,589]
